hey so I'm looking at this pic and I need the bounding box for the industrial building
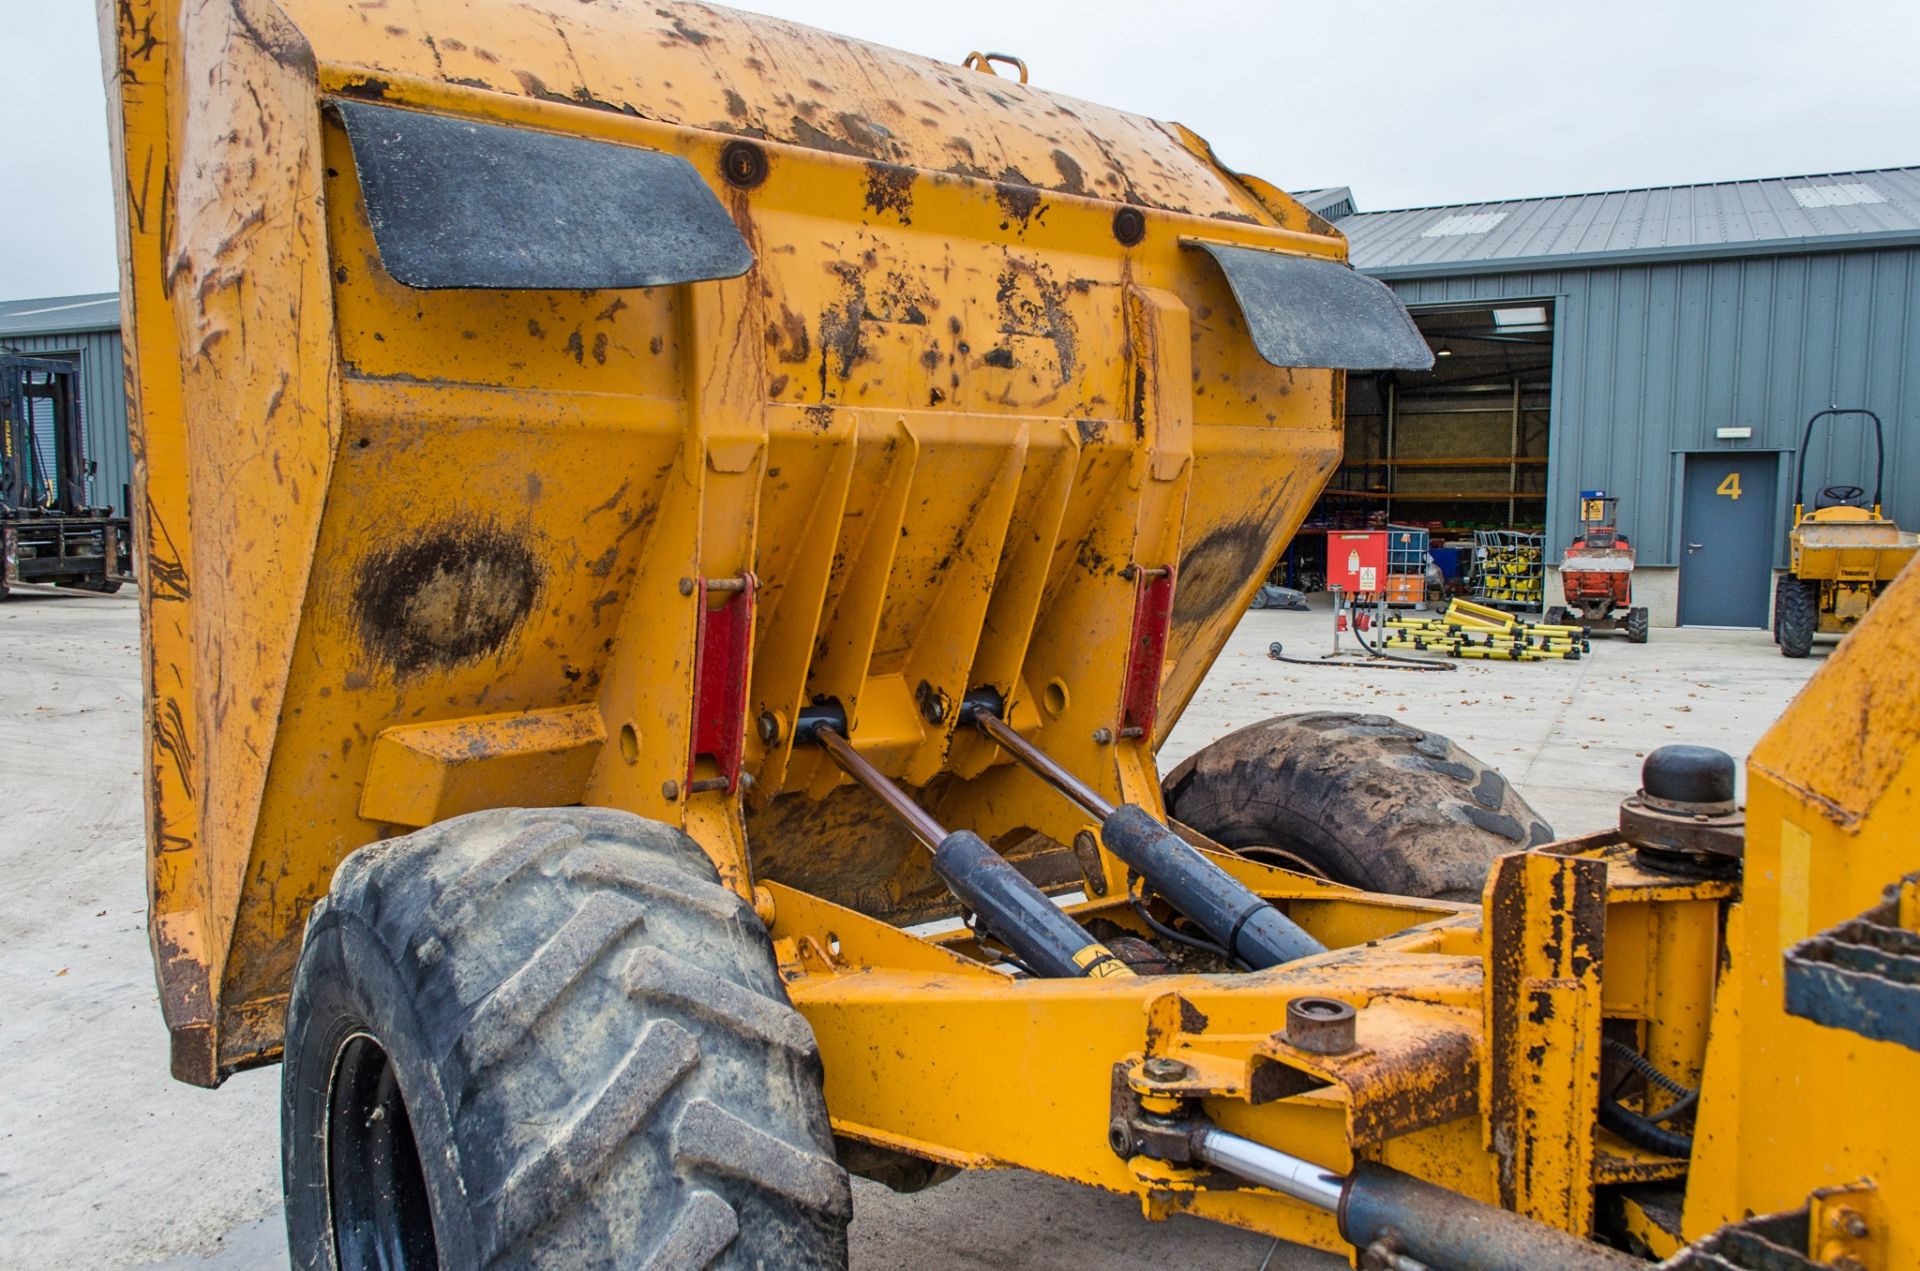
[0,292,130,516]
[1303,165,1920,628]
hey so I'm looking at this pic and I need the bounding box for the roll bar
[1793,407,1885,516]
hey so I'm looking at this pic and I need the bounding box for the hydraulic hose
[1597,1095,1693,1159]
[1598,1038,1696,1157]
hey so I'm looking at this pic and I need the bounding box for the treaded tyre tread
[283,807,850,1270]
[1626,607,1649,644]
[1777,575,1817,658]
[1162,712,1555,901]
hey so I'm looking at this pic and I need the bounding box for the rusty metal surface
[1284,996,1356,1055]
[104,0,1360,1081]
[1482,849,1608,1232]
[1617,794,1746,862]
[278,0,1323,226]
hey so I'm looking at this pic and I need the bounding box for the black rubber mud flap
[1163,712,1554,901]
[283,807,849,1269]
[1184,240,1433,371]
[334,100,755,290]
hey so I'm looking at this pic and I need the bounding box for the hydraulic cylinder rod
[962,695,1324,968]
[1184,1127,1637,1271]
[797,703,1131,979]
[1193,1128,1344,1210]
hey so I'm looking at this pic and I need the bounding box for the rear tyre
[1777,576,1818,658]
[67,579,123,595]
[283,807,850,1270]
[1626,607,1649,644]
[1162,712,1555,902]
[1545,605,1571,627]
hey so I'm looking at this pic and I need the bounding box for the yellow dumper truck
[1775,409,1918,657]
[102,2,1920,1266]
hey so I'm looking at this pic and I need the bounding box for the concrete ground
[0,589,1823,1269]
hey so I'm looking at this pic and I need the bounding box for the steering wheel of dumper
[1817,484,1866,508]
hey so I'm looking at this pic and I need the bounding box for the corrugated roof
[0,292,121,338]
[1339,166,1920,277]
[1291,187,1356,220]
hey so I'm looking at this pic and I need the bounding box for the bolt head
[661,780,680,801]
[678,577,695,596]
[1092,727,1115,745]
[757,711,782,745]
[1107,1118,1135,1157]
[1141,1056,1192,1083]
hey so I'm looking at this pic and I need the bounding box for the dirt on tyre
[283,806,850,1270]
[1776,575,1817,658]
[1162,712,1555,902]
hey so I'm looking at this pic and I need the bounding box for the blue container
[1430,546,1463,580]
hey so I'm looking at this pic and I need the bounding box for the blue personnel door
[1678,452,1776,628]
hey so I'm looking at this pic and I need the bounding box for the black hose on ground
[1267,639,1455,672]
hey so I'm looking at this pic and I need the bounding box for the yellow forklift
[1775,408,1917,657]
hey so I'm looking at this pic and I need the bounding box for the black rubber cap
[1642,744,1736,806]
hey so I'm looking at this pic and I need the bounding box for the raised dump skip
[102,0,1427,1087]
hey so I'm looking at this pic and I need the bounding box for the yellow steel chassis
[101,0,1920,1262]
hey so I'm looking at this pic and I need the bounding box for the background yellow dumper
[1776,409,1918,657]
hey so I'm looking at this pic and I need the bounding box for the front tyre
[283,807,850,1270]
[1777,576,1818,658]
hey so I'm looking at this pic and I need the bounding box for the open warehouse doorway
[1285,302,1555,607]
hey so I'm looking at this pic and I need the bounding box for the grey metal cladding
[1383,246,1920,568]
[334,100,754,291]
[1186,241,1434,372]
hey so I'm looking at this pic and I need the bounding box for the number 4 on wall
[1716,472,1743,499]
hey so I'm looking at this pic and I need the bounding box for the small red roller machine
[1549,490,1648,643]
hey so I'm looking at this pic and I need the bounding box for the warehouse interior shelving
[1283,303,1556,596]
[1314,302,1556,534]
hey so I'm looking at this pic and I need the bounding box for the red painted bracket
[1119,564,1175,741]
[687,573,757,793]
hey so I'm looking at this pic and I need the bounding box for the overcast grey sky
[8,0,1918,302]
